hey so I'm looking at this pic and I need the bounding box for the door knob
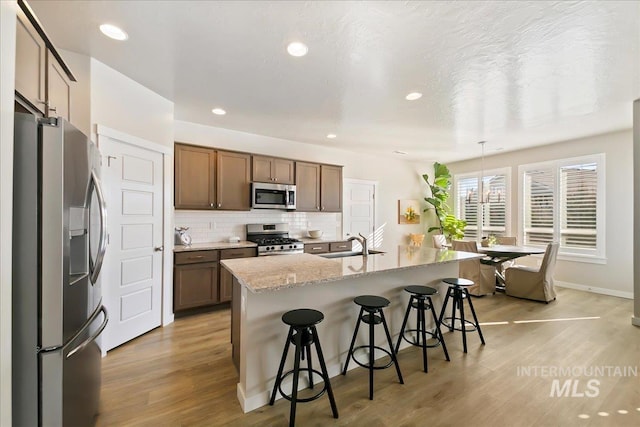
[154,246,164,252]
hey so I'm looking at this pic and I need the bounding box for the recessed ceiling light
[99,24,128,41]
[326,134,337,139]
[393,150,408,155]
[211,108,226,115]
[287,42,308,57]
[405,92,422,101]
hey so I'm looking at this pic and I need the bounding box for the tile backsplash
[174,210,342,243]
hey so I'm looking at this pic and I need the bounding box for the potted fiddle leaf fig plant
[422,162,467,241]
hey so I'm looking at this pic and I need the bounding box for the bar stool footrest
[399,328,442,348]
[277,368,328,403]
[350,345,395,370]
[441,317,477,332]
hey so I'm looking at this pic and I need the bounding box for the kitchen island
[220,246,482,412]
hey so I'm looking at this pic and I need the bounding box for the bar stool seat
[270,309,338,427]
[342,295,404,400]
[438,278,485,353]
[395,285,449,372]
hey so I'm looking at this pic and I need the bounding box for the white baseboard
[555,280,633,300]
[632,316,640,327]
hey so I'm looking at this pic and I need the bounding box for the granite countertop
[173,241,257,252]
[220,246,484,293]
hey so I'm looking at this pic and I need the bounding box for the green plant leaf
[434,162,450,178]
[434,176,449,188]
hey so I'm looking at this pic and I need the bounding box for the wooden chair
[451,240,496,296]
[505,243,559,302]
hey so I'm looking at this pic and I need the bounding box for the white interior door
[343,179,377,248]
[100,135,163,351]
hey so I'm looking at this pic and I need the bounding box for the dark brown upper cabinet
[174,143,216,209]
[252,155,295,184]
[295,162,342,212]
[216,150,251,210]
[174,143,251,211]
[15,1,75,120]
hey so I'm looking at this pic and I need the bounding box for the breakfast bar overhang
[221,246,483,413]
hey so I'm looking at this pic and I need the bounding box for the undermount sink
[319,250,385,259]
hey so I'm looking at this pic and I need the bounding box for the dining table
[477,244,546,290]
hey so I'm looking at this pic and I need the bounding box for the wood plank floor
[96,288,640,426]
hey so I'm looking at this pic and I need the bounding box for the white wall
[439,130,633,297]
[0,1,17,423]
[174,120,426,248]
[90,58,174,146]
[633,99,640,325]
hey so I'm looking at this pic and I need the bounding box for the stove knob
[280,245,284,250]
[289,245,293,249]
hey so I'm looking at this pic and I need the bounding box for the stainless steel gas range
[246,223,304,256]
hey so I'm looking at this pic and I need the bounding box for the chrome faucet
[347,233,369,256]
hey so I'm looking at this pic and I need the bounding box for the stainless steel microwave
[251,182,296,210]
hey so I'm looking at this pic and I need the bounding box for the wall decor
[398,199,420,224]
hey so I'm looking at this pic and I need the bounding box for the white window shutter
[523,168,555,245]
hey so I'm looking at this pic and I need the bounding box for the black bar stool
[269,309,338,427]
[438,278,485,353]
[395,285,450,372]
[342,295,404,400]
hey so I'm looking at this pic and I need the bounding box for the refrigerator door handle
[88,170,108,284]
[66,305,109,359]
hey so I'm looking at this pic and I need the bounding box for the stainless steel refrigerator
[12,113,109,426]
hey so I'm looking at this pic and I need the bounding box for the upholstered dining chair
[432,234,447,249]
[504,242,559,303]
[451,240,496,296]
[495,236,516,245]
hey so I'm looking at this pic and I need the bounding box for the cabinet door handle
[48,106,57,113]
[312,247,322,250]
[188,255,205,259]
[154,246,164,252]
[218,203,222,208]
[274,177,278,181]
[210,203,214,207]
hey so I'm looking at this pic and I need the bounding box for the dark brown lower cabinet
[174,262,219,310]
[174,247,257,312]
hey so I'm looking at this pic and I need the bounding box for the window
[519,154,605,261]
[454,168,510,240]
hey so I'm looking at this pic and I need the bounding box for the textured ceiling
[29,0,640,162]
